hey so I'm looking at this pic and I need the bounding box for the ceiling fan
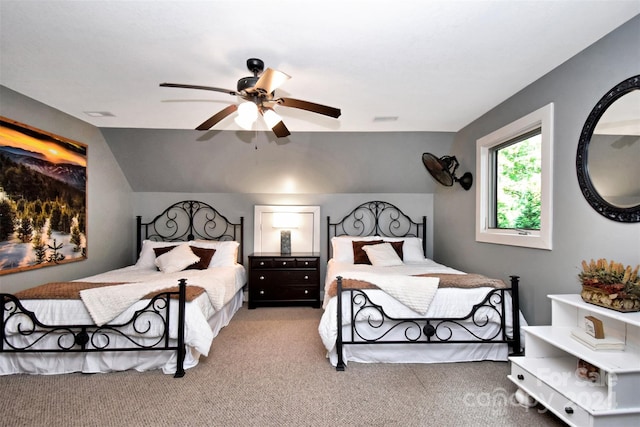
[160,58,341,138]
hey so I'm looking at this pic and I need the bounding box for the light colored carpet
[0,305,564,427]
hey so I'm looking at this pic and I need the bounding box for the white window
[476,103,554,250]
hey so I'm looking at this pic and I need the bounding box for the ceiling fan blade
[253,68,291,94]
[277,97,341,118]
[196,104,238,130]
[160,83,238,96]
[271,120,291,138]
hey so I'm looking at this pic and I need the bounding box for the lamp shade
[272,212,300,229]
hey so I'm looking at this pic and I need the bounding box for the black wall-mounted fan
[422,153,473,191]
[160,58,341,138]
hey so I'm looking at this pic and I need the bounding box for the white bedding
[1,264,246,375]
[319,259,526,366]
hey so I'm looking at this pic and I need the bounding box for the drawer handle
[282,261,287,266]
[304,261,309,265]
[259,276,265,280]
[259,290,265,295]
[517,374,524,380]
[564,407,574,415]
[259,261,265,266]
[304,289,309,294]
[304,275,309,280]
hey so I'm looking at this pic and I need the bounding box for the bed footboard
[1,279,189,378]
[335,275,522,371]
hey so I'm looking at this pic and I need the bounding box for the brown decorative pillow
[153,246,176,258]
[386,240,404,260]
[153,245,216,270]
[187,246,215,270]
[352,240,383,264]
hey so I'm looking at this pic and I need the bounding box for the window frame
[475,103,554,250]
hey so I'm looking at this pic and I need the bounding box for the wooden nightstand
[248,253,321,309]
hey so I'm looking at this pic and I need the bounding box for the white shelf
[524,325,640,373]
[549,294,640,327]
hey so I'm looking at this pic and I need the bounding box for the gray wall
[0,86,134,293]
[101,129,454,194]
[434,16,640,326]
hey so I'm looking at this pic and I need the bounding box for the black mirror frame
[576,75,640,223]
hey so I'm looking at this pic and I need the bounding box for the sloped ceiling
[1,1,638,134]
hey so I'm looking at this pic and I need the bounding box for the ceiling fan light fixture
[234,115,254,130]
[262,109,283,129]
[237,101,258,121]
[234,101,258,130]
[422,152,473,191]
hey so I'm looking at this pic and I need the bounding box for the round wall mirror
[576,75,640,222]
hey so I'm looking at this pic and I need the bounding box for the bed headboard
[326,200,426,260]
[136,200,244,262]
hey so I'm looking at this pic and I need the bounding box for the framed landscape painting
[0,117,87,275]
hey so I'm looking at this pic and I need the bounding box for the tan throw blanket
[14,281,206,301]
[326,272,440,315]
[14,281,207,327]
[326,273,506,298]
[419,273,507,289]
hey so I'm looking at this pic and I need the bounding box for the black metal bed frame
[1,200,244,378]
[326,201,521,371]
[327,200,427,258]
[136,200,244,263]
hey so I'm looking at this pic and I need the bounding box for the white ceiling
[1,1,639,133]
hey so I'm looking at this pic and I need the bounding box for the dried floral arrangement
[579,258,640,312]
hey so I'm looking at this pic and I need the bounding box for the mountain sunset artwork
[0,117,87,275]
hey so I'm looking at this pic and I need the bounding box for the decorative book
[584,315,604,339]
[570,328,625,351]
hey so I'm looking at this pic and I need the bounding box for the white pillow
[191,240,239,267]
[362,243,404,267]
[331,235,383,263]
[381,237,426,262]
[135,240,181,269]
[154,243,201,273]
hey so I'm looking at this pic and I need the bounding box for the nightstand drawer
[251,258,273,268]
[296,258,318,268]
[250,257,298,269]
[251,270,317,285]
[252,285,317,301]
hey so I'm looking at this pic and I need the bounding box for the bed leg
[509,275,522,355]
[335,276,346,371]
[174,278,187,378]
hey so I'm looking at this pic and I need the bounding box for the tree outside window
[493,131,542,230]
